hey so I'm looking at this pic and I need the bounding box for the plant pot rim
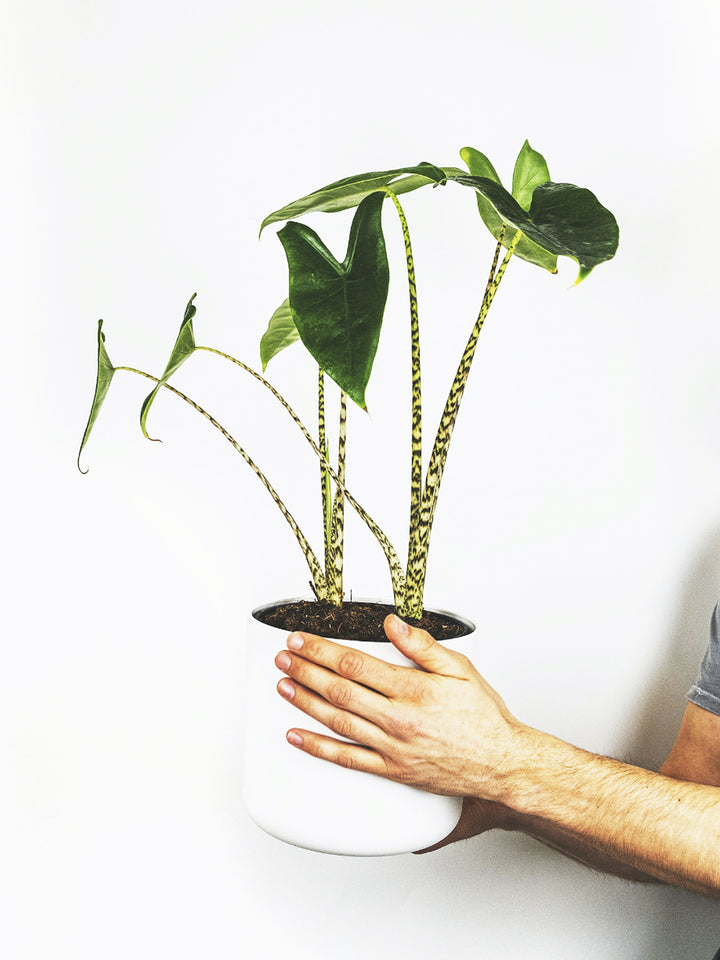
[251,596,476,643]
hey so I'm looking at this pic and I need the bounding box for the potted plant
[78,140,619,856]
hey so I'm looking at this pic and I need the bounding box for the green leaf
[140,294,198,440]
[277,191,390,410]
[527,182,619,281]
[512,140,551,212]
[460,146,557,272]
[260,299,300,370]
[261,162,447,233]
[77,320,116,473]
[449,172,618,281]
[459,147,502,184]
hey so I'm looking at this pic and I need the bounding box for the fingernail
[287,731,303,747]
[287,633,304,651]
[278,679,295,700]
[275,651,291,671]
[391,614,410,636]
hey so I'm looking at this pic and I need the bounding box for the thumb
[384,614,472,678]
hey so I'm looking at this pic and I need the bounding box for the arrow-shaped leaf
[140,294,198,439]
[460,146,557,272]
[261,162,447,233]
[448,171,619,281]
[260,299,300,370]
[277,191,390,410]
[77,320,116,473]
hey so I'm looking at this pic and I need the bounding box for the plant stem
[165,347,408,607]
[386,190,423,583]
[401,229,521,619]
[115,365,329,598]
[320,370,344,607]
[328,390,347,604]
[318,368,333,576]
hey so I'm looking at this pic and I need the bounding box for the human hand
[274,613,527,802]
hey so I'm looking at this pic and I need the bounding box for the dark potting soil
[255,599,473,643]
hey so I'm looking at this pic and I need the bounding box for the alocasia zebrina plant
[79,141,619,621]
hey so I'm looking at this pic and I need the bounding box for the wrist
[481,723,565,817]
[491,726,622,825]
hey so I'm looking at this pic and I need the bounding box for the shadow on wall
[626,524,720,960]
[625,524,720,771]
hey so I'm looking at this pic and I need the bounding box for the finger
[277,675,388,750]
[384,615,475,679]
[284,724,391,779]
[283,631,416,698]
[275,649,390,727]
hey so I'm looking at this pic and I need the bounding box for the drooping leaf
[527,182,619,281]
[511,140,551,212]
[277,191,390,410]
[448,171,618,281]
[460,146,557,272]
[77,320,116,473]
[260,299,300,370]
[140,294,198,440]
[261,162,447,233]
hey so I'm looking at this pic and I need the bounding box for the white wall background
[3,0,720,957]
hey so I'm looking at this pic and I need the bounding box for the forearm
[498,806,663,883]
[492,728,720,898]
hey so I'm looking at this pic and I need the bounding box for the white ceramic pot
[242,599,476,856]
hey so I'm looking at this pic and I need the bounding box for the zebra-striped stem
[401,230,522,619]
[115,365,329,598]
[327,391,347,604]
[385,190,423,574]
[317,369,333,581]
[192,346,408,606]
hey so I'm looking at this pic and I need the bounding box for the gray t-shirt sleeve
[687,603,720,717]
